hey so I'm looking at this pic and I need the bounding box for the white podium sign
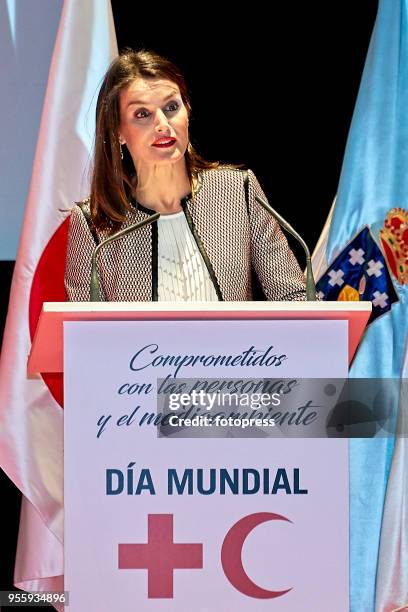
[64,319,349,611]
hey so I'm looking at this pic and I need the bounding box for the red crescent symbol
[221,512,293,599]
[29,217,70,408]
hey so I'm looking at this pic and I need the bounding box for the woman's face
[118,77,189,168]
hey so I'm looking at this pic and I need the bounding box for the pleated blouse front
[157,211,218,302]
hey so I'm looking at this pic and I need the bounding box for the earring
[119,142,124,160]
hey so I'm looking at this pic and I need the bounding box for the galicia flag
[312,1,408,609]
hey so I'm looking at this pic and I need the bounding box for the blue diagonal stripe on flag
[316,226,398,323]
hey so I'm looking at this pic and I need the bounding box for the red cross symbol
[118,514,203,598]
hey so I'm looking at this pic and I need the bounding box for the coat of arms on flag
[379,207,408,286]
[316,223,399,324]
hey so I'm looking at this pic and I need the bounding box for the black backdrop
[0,1,378,608]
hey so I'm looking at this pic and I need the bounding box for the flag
[311,1,408,610]
[376,344,408,612]
[0,0,117,597]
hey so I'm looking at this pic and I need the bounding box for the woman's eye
[135,109,150,119]
[165,101,180,113]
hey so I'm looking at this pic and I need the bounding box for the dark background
[0,1,378,608]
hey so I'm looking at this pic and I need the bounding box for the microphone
[255,196,317,301]
[90,213,160,301]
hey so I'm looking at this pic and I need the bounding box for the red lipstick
[152,137,176,148]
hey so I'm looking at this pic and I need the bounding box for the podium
[29,301,371,612]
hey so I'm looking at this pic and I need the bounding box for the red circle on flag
[29,217,70,408]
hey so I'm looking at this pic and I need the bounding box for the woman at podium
[64,49,306,302]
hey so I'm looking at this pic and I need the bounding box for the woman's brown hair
[91,49,223,231]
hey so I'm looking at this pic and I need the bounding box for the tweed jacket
[64,167,306,302]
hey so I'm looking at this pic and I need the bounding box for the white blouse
[157,211,219,302]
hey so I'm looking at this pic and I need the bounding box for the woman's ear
[118,134,126,145]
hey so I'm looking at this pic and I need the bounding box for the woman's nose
[154,109,170,132]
